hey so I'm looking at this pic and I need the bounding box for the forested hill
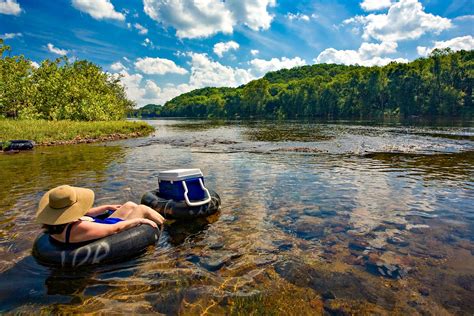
[160,49,473,119]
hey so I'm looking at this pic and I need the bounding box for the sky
[1,0,473,107]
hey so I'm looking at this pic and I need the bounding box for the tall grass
[0,120,154,144]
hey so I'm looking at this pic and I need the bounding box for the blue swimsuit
[63,213,123,244]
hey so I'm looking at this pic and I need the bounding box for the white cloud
[345,0,452,42]
[116,71,145,103]
[213,41,240,58]
[315,42,408,66]
[417,35,474,56]
[358,41,398,57]
[47,43,68,56]
[0,32,22,39]
[116,53,312,106]
[250,49,259,56]
[226,0,276,31]
[453,15,474,22]
[143,80,161,99]
[360,0,393,11]
[134,23,148,35]
[0,0,21,15]
[249,56,306,76]
[134,57,188,75]
[286,12,310,22]
[143,0,233,38]
[188,52,254,88]
[143,0,275,39]
[141,37,154,48]
[30,61,40,68]
[110,61,128,71]
[72,0,125,21]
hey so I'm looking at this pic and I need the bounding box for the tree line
[0,39,133,121]
[158,49,472,119]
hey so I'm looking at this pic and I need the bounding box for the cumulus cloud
[213,41,240,58]
[0,0,21,15]
[360,0,393,11]
[226,0,276,31]
[134,23,148,35]
[286,12,310,21]
[345,0,452,42]
[116,71,146,103]
[358,41,398,57]
[249,56,306,76]
[0,32,22,39]
[143,0,275,39]
[72,0,125,21]
[116,53,254,106]
[47,43,68,56]
[110,61,128,71]
[188,52,254,88]
[134,57,188,75]
[250,49,259,56]
[115,71,169,106]
[315,42,408,66]
[143,80,161,99]
[417,35,474,56]
[116,53,313,106]
[143,0,232,38]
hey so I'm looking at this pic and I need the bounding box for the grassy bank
[0,120,154,145]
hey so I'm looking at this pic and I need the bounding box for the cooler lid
[158,168,203,181]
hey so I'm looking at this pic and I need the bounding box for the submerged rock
[274,259,396,309]
[364,251,411,279]
[199,252,242,272]
[348,239,370,251]
[387,236,409,247]
[293,216,327,240]
[303,208,337,218]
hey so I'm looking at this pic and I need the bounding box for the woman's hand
[132,218,158,228]
[86,204,123,216]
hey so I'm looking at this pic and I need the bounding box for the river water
[0,119,473,314]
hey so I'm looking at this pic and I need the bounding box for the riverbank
[0,120,154,146]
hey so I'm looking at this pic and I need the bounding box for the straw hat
[36,185,94,225]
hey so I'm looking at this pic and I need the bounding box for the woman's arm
[70,218,157,243]
[86,204,122,217]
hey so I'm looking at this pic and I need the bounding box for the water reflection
[0,119,473,314]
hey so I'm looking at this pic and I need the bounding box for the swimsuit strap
[64,222,77,244]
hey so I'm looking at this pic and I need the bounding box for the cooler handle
[182,179,212,207]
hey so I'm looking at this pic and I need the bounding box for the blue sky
[1,0,473,106]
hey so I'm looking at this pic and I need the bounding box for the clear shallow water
[0,119,473,314]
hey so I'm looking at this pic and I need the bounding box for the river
[0,119,473,314]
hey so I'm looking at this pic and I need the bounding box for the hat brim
[36,187,94,225]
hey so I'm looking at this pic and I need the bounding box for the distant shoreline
[0,120,155,149]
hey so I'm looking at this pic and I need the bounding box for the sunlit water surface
[0,119,473,314]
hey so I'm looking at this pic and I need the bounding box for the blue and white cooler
[157,169,212,206]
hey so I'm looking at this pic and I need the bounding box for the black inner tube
[141,189,221,220]
[32,225,159,267]
[1,140,34,151]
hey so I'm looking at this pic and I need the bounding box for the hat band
[50,198,78,209]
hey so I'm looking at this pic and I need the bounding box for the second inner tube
[141,189,221,220]
[1,140,34,151]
